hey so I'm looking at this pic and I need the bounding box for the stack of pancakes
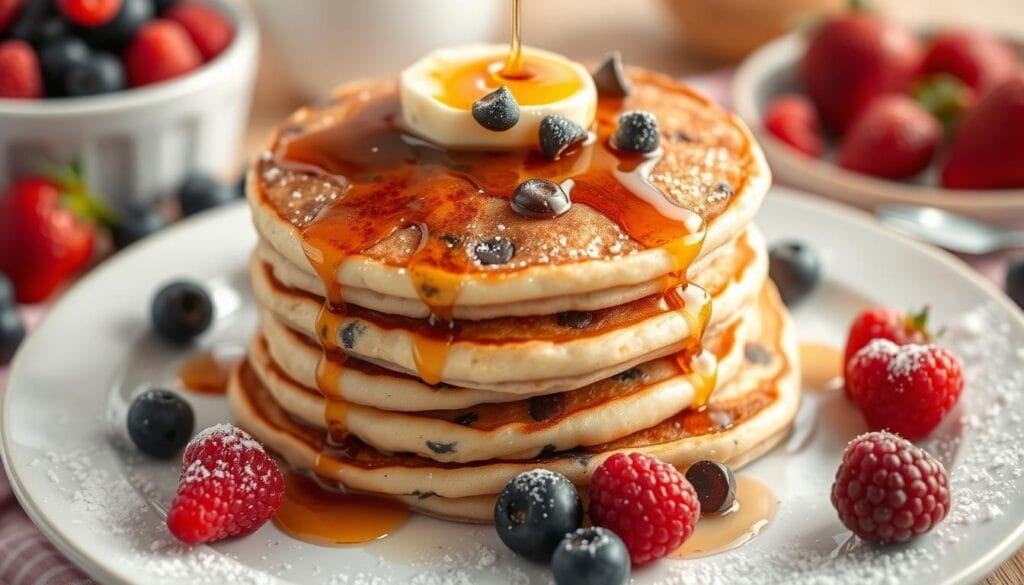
[229,68,801,523]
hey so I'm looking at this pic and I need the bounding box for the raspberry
[588,453,700,565]
[831,432,950,543]
[0,40,43,99]
[165,2,233,62]
[844,306,930,367]
[846,339,963,440]
[58,0,122,27]
[167,424,284,545]
[123,19,202,87]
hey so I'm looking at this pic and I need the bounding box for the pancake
[227,281,799,521]
[248,68,770,313]
[250,225,767,392]
[246,301,751,463]
[258,298,753,412]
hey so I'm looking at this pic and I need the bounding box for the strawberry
[123,19,202,87]
[844,306,930,366]
[838,95,941,179]
[845,340,963,440]
[167,424,284,545]
[57,0,122,27]
[941,76,1024,190]
[0,0,22,34]
[0,40,43,99]
[763,94,825,157]
[0,175,98,303]
[801,13,922,132]
[165,2,234,62]
[921,29,1019,96]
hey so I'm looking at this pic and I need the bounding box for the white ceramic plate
[733,33,1024,227]
[3,188,1024,585]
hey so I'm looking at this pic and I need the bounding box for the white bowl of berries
[0,0,258,209]
[734,12,1024,227]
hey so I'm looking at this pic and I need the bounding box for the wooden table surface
[238,2,1024,582]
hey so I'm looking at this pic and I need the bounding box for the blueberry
[151,281,214,344]
[473,237,515,266]
[64,51,124,96]
[1007,256,1024,310]
[685,460,737,514]
[552,527,630,585]
[0,306,26,367]
[612,110,660,154]
[79,0,154,52]
[111,204,169,249]
[493,469,583,561]
[768,240,821,307]
[539,115,587,160]
[127,389,195,458]
[591,51,633,98]
[0,273,14,308]
[10,2,67,47]
[178,173,237,217]
[234,166,248,198]
[511,178,571,219]
[472,85,520,132]
[39,36,91,96]
[153,0,176,14]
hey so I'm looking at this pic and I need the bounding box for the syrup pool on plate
[177,349,240,395]
[673,476,777,558]
[799,341,844,390]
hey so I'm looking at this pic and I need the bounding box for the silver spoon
[876,205,1024,255]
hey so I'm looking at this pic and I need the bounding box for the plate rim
[3,191,1024,585]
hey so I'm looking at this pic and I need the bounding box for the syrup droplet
[800,341,844,390]
[177,350,239,395]
[273,473,410,546]
[672,476,776,558]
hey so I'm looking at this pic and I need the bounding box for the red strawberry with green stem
[921,29,1019,96]
[942,75,1024,190]
[844,306,931,366]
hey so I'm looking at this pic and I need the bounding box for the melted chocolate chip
[529,393,567,422]
[538,444,558,459]
[411,490,435,500]
[539,115,587,160]
[556,311,594,329]
[685,460,737,514]
[745,343,774,365]
[471,85,520,131]
[613,368,644,382]
[511,178,571,219]
[591,51,633,97]
[452,412,479,426]
[564,450,593,468]
[426,440,457,454]
[612,110,660,154]
[714,181,734,197]
[473,237,515,265]
[340,322,366,350]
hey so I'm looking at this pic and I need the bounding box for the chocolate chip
[591,51,632,97]
[473,237,515,265]
[613,368,644,382]
[452,412,479,426]
[537,444,558,458]
[564,450,593,468]
[420,283,439,298]
[411,490,435,500]
[472,85,520,131]
[714,181,734,198]
[556,311,593,329]
[529,393,566,422]
[612,110,660,154]
[539,115,587,160]
[340,322,366,350]
[511,178,571,219]
[685,460,737,514]
[426,440,457,454]
[745,343,773,365]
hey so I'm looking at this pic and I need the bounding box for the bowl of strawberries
[734,8,1024,226]
[0,0,258,209]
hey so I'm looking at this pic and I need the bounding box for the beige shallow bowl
[734,32,1024,227]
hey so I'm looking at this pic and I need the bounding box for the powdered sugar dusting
[190,423,264,453]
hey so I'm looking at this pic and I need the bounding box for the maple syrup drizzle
[280,61,711,451]
[273,472,410,546]
[672,476,776,558]
[500,0,524,78]
[177,350,239,395]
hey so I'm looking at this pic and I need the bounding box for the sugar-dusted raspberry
[588,452,700,565]
[832,431,950,543]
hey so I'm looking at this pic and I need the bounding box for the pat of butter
[400,44,597,150]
